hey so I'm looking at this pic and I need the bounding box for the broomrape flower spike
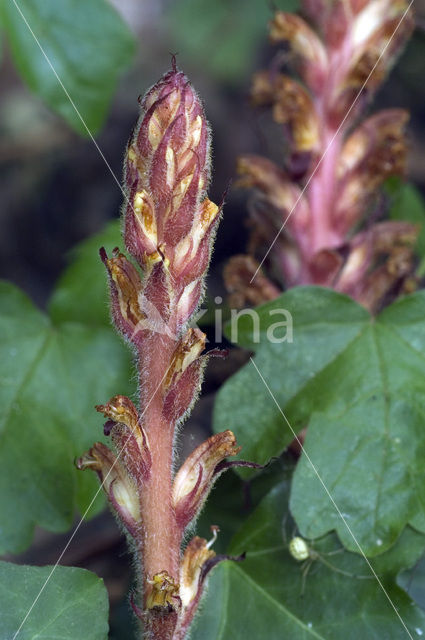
[229,0,416,314]
[77,61,254,640]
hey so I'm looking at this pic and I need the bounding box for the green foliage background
[1,0,425,638]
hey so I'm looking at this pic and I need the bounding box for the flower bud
[335,221,417,310]
[124,66,212,263]
[179,536,215,608]
[237,155,310,250]
[172,431,242,530]
[356,244,417,313]
[125,188,158,264]
[100,248,145,341]
[172,198,220,283]
[76,442,141,538]
[161,328,206,425]
[338,109,408,176]
[175,528,245,635]
[251,72,319,153]
[330,0,413,118]
[335,110,408,234]
[348,0,413,89]
[164,328,206,391]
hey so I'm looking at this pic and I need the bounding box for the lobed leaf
[0,276,133,554]
[49,219,122,326]
[190,481,425,639]
[0,561,108,640]
[214,287,425,554]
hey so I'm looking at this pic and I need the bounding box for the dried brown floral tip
[236,154,309,227]
[335,221,418,308]
[224,255,281,309]
[338,109,408,177]
[146,571,180,610]
[251,72,320,153]
[335,109,409,233]
[236,154,310,280]
[250,70,278,107]
[355,251,416,314]
[269,12,328,90]
[96,395,152,482]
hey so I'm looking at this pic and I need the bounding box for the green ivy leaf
[49,219,121,326]
[1,0,135,135]
[214,287,425,554]
[398,553,425,612]
[0,279,133,553]
[214,287,369,465]
[191,480,425,639]
[196,456,295,553]
[0,561,108,640]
